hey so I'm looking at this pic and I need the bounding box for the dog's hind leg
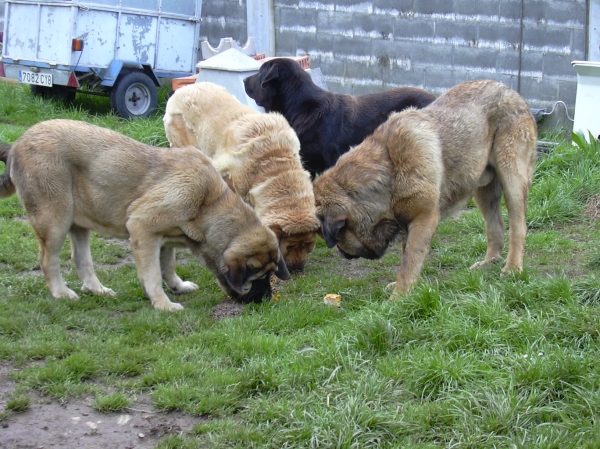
[160,246,199,294]
[470,175,505,269]
[32,219,79,300]
[492,124,536,274]
[69,225,116,297]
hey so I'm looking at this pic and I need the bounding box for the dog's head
[313,146,401,260]
[243,58,310,111]
[221,226,290,303]
[271,229,317,273]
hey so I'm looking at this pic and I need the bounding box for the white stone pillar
[247,0,275,57]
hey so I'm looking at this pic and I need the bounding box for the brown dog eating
[313,80,537,297]
[0,119,289,310]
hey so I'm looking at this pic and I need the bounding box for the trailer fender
[97,60,160,87]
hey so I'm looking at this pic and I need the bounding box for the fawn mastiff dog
[313,80,538,298]
[243,57,436,177]
[0,119,289,310]
[164,82,320,272]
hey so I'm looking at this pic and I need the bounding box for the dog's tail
[0,143,16,198]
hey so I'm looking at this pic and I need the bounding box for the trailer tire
[30,85,76,103]
[110,71,158,119]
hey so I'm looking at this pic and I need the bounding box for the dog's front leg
[128,229,184,311]
[389,210,439,299]
[160,246,199,294]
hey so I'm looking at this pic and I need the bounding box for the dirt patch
[584,195,600,219]
[210,297,246,320]
[0,363,202,449]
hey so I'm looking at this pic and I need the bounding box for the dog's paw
[500,263,523,276]
[170,281,199,295]
[470,257,503,270]
[54,289,80,301]
[152,299,184,311]
[82,285,116,297]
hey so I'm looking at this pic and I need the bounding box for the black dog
[243,58,436,177]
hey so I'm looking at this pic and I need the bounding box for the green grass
[2,82,600,447]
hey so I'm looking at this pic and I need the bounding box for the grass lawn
[1,81,600,448]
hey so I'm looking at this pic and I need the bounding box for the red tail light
[71,38,84,51]
[0,31,3,43]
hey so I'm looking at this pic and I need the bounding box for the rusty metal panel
[37,5,72,63]
[116,13,157,65]
[75,9,118,68]
[155,17,197,72]
[4,2,72,63]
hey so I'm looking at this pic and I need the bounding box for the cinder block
[423,66,466,91]
[453,46,499,71]
[353,12,394,38]
[519,76,560,102]
[275,29,298,55]
[523,26,572,51]
[317,10,354,36]
[547,0,586,26]
[404,41,454,68]
[543,53,578,78]
[414,0,455,15]
[333,0,373,13]
[386,66,428,89]
[522,1,547,22]
[374,0,413,12]
[499,0,523,21]
[496,49,521,73]
[478,22,521,48]
[331,34,373,58]
[571,28,587,60]
[453,0,501,18]
[393,17,435,39]
[279,7,318,30]
[557,79,578,109]
[434,21,478,44]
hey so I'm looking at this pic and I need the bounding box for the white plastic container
[571,60,600,141]
[196,48,264,112]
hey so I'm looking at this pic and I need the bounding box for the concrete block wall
[273,0,587,129]
[200,0,248,49]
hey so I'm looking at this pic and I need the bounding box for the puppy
[164,82,320,272]
[313,80,537,297]
[243,57,436,177]
[0,120,289,310]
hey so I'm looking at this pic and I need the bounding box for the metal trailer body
[0,0,202,117]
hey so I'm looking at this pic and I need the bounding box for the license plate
[19,70,52,87]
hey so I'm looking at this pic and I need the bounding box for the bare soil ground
[0,364,203,449]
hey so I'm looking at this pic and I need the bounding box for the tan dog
[313,80,537,297]
[163,82,320,272]
[0,119,289,311]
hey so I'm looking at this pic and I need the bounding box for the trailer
[0,0,202,118]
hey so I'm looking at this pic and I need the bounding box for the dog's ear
[322,215,346,248]
[373,219,401,244]
[261,64,280,87]
[274,252,290,280]
[223,263,246,295]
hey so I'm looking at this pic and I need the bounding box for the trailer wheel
[110,71,158,119]
[30,85,76,103]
